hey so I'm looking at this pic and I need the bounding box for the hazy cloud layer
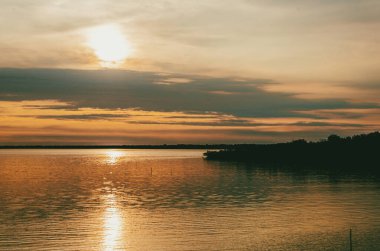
[1,0,380,85]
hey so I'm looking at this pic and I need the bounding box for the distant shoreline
[0,144,233,150]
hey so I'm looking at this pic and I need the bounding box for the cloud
[1,68,374,119]
[0,125,369,145]
[127,119,366,129]
[0,68,378,144]
[33,114,127,121]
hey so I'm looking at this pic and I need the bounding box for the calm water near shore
[0,149,380,250]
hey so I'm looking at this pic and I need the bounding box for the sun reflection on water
[103,194,123,251]
[105,150,125,165]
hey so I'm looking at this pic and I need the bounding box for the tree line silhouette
[204,132,380,169]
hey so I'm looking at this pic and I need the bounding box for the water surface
[0,149,379,250]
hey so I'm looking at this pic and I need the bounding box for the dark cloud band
[1,68,375,119]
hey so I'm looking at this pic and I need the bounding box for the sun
[86,24,131,67]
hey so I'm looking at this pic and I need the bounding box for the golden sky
[0,0,380,144]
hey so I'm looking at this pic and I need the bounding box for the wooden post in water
[349,228,353,251]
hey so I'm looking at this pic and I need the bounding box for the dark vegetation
[204,132,380,170]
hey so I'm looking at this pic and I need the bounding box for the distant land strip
[0,144,234,149]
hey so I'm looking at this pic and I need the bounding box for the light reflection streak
[103,194,123,251]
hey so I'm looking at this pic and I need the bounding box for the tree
[327,134,341,143]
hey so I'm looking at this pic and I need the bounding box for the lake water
[0,149,379,250]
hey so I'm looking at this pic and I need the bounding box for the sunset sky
[1,0,380,144]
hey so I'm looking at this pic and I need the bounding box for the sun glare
[86,24,131,67]
[105,150,125,165]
